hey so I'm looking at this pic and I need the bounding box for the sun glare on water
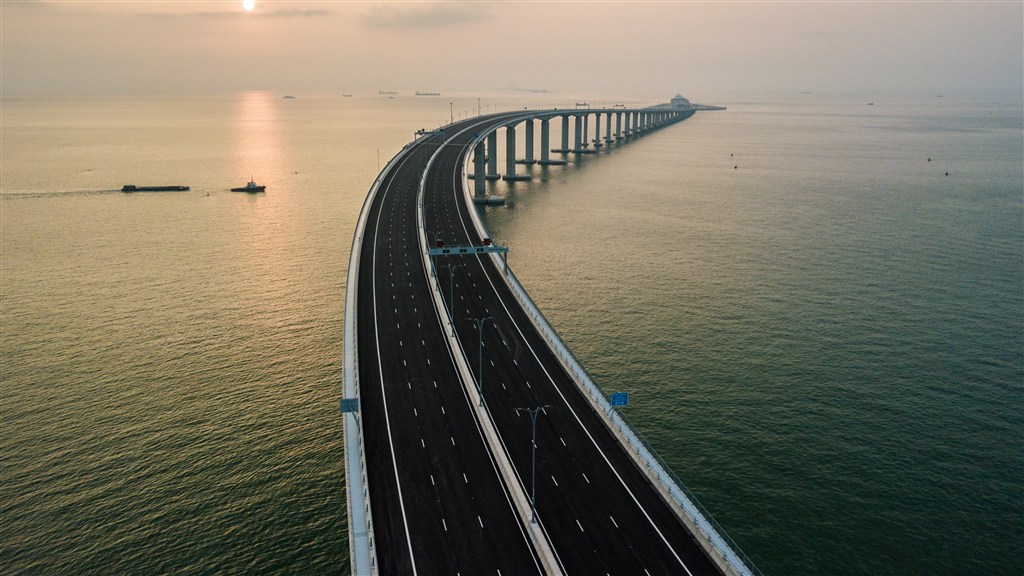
[242,0,255,11]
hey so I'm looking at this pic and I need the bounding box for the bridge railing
[455,120,760,576]
[497,266,762,576]
[343,138,422,576]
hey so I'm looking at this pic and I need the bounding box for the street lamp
[449,102,453,124]
[472,316,492,406]
[440,262,464,334]
[516,405,552,524]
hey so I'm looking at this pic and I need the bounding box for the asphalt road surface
[356,111,722,575]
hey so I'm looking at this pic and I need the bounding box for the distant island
[510,86,551,94]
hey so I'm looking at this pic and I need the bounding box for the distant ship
[342,94,353,97]
[378,90,398,95]
[122,185,189,192]
[416,91,441,96]
[283,95,296,99]
[231,179,266,193]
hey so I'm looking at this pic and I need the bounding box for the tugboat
[231,179,266,193]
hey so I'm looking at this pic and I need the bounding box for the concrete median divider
[416,128,564,576]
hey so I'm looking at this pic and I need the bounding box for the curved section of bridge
[343,104,759,576]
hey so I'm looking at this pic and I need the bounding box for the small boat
[231,179,266,193]
[283,95,296,99]
[122,185,189,192]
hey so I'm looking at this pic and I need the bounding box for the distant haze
[2,1,1021,98]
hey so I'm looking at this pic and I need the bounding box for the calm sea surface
[2,92,1021,575]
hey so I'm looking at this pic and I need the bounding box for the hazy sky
[3,1,1021,98]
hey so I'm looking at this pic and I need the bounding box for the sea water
[2,91,1021,575]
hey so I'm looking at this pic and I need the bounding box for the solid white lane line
[576,519,584,532]
[610,515,618,528]
[583,473,590,484]
[370,161,419,576]
[456,176,694,575]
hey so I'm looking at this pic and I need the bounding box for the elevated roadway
[345,107,755,576]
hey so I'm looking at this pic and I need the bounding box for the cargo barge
[121,185,190,192]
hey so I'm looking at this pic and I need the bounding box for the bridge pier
[552,115,571,154]
[604,112,613,144]
[593,112,603,148]
[486,131,501,180]
[502,125,530,181]
[539,117,567,165]
[516,119,537,165]
[474,141,486,197]
[615,112,622,142]
[572,114,583,154]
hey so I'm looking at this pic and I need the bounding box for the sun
[242,0,255,11]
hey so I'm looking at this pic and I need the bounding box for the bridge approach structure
[343,103,759,576]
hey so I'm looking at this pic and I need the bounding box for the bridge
[342,102,758,576]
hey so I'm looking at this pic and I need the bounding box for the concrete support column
[486,131,500,180]
[605,112,613,143]
[561,113,569,150]
[505,125,516,176]
[573,114,583,153]
[540,119,550,163]
[582,113,590,149]
[522,119,536,164]
[503,124,530,181]
[539,117,567,165]
[474,140,486,197]
[615,112,622,141]
[593,112,602,148]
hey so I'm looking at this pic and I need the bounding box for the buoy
[945,171,949,176]
[734,165,738,169]
[927,158,931,162]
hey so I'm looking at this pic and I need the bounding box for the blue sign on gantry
[610,392,629,407]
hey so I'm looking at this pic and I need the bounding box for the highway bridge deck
[350,110,735,575]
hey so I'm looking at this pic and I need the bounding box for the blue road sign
[610,392,629,407]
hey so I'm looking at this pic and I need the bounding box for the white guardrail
[343,139,421,576]
[459,119,761,576]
